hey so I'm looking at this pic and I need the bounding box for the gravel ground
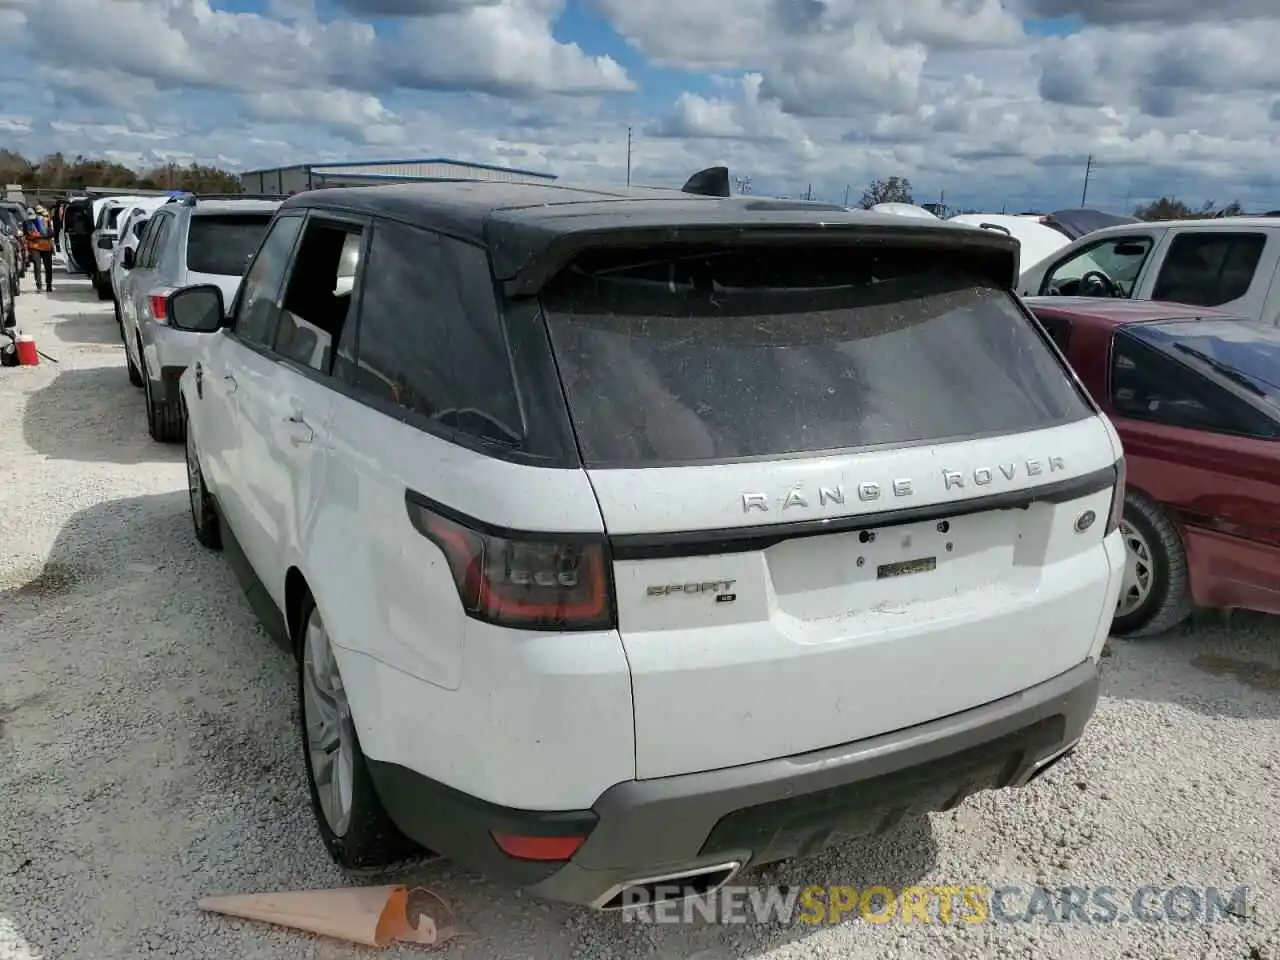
[1,260,1278,960]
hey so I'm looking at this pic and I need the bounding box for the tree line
[0,149,242,195]
[855,175,1264,222]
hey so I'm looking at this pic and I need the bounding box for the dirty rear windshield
[540,244,1092,467]
[186,214,274,276]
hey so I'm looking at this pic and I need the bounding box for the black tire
[185,421,221,550]
[295,594,413,869]
[126,339,143,387]
[1111,491,1192,638]
[141,340,184,442]
[95,274,112,301]
[113,298,125,341]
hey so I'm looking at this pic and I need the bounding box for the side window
[1035,314,1072,353]
[1110,331,1255,434]
[142,214,172,268]
[134,218,159,265]
[350,221,523,447]
[230,215,305,348]
[1042,236,1154,297]
[1151,232,1266,307]
[272,218,363,375]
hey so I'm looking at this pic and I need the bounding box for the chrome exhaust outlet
[1018,739,1080,786]
[593,861,742,911]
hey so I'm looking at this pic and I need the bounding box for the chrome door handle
[283,416,313,445]
[222,375,237,393]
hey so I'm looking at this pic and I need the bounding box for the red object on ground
[15,334,38,366]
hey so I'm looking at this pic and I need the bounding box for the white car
[948,214,1071,274]
[89,196,146,300]
[110,197,174,335]
[1018,216,1280,325]
[173,184,1126,909]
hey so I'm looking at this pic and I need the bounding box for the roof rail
[167,192,290,207]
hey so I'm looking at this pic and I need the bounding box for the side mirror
[121,247,135,270]
[168,284,225,333]
[97,236,115,250]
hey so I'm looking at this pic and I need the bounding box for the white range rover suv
[171,181,1127,909]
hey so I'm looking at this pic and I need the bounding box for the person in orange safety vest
[24,205,55,292]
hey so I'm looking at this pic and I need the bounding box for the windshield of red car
[1133,318,1280,410]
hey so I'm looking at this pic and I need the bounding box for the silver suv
[120,196,280,441]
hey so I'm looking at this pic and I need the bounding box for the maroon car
[1024,296,1280,637]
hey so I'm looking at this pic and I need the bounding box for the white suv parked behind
[170,182,1127,909]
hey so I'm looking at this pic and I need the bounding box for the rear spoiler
[495,221,1021,297]
[167,192,289,206]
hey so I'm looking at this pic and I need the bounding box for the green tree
[858,176,912,209]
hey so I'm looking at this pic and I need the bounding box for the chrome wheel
[1117,518,1154,617]
[302,609,355,837]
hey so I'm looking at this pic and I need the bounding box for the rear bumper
[369,658,1100,908]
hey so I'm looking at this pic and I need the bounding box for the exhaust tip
[595,862,741,911]
[1021,742,1078,786]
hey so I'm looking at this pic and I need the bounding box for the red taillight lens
[406,496,616,631]
[149,293,169,324]
[1105,458,1126,535]
[490,832,586,861]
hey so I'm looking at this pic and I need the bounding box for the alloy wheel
[302,609,356,837]
[1116,518,1154,617]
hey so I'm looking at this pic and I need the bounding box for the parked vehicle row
[114,194,281,439]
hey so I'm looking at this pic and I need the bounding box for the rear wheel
[94,273,112,301]
[185,422,221,549]
[1111,492,1192,638]
[297,595,412,869]
[140,339,184,442]
[126,336,143,387]
[113,298,125,341]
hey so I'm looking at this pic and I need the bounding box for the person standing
[24,205,55,292]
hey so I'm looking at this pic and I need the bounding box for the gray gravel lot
[1,262,1278,960]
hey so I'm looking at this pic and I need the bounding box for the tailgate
[538,238,1122,779]
[593,419,1119,778]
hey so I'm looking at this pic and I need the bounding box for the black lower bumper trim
[368,660,1100,906]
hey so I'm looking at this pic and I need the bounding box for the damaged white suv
[173,180,1127,910]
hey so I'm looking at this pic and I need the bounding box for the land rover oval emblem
[1075,510,1097,533]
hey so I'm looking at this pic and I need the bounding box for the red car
[1023,297,1280,637]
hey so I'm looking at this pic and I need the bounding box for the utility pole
[842,184,849,207]
[625,127,632,186]
[1080,154,1093,207]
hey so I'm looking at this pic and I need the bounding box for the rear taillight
[1105,458,1126,535]
[406,496,615,631]
[148,293,170,324]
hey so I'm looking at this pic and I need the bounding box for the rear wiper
[1172,343,1266,396]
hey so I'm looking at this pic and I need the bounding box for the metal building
[239,157,557,194]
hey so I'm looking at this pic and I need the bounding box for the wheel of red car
[1111,491,1192,638]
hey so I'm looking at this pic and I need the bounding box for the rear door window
[186,214,274,276]
[1151,232,1266,307]
[348,220,524,448]
[541,244,1093,467]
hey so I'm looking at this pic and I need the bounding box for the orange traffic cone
[198,884,464,948]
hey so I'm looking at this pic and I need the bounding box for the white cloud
[0,0,1275,212]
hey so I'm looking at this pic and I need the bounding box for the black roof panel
[283,180,1022,292]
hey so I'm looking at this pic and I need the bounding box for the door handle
[222,375,237,393]
[283,415,314,445]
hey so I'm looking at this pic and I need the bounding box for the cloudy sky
[0,0,1277,211]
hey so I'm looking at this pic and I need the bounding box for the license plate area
[767,508,1020,620]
